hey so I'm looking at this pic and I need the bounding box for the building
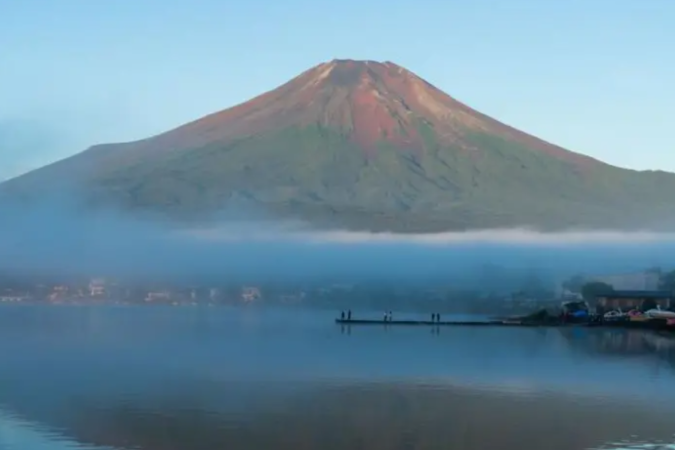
[595,290,673,311]
[145,291,171,302]
[0,295,29,303]
[89,278,106,297]
[241,287,261,302]
[49,285,70,301]
[591,271,660,291]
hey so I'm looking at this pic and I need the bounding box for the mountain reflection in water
[1,305,675,450]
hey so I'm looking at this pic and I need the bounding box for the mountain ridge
[2,59,674,232]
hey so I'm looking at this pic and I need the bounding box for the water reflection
[1,305,675,450]
[3,382,675,450]
[0,409,117,450]
[561,328,675,372]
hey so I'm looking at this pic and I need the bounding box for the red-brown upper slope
[104,59,600,169]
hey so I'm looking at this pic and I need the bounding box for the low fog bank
[2,192,675,287]
[187,225,675,246]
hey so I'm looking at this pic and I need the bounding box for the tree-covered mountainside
[3,59,675,232]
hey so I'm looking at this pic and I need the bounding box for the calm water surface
[1,305,675,450]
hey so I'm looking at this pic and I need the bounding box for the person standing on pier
[437,313,441,323]
[341,311,345,320]
[347,310,352,320]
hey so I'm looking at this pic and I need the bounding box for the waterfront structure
[590,271,660,291]
[595,290,673,311]
[89,278,106,297]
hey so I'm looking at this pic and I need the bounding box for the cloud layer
[2,190,675,288]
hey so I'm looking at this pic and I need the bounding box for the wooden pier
[336,318,541,327]
[335,317,675,331]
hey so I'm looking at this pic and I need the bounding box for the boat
[603,310,628,321]
[644,307,675,319]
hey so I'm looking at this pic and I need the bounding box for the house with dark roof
[596,290,673,311]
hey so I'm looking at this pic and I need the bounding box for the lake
[1,304,675,450]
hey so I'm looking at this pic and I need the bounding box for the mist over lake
[2,194,675,288]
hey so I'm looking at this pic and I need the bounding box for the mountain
[3,59,675,232]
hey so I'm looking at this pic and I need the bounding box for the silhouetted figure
[341,311,345,320]
[347,310,352,320]
[437,313,441,323]
[431,313,435,322]
[384,311,388,322]
[389,311,393,321]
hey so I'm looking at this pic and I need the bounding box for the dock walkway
[336,319,544,327]
[335,318,675,331]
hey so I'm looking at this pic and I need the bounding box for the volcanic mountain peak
[268,59,596,166]
[279,58,480,148]
[111,59,596,169]
[146,59,434,152]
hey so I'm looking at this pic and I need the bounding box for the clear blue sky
[1,0,673,179]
